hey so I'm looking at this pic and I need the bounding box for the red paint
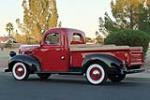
[18,28,144,72]
[90,67,102,81]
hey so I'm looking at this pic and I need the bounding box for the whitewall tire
[12,62,29,80]
[86,64,107,85]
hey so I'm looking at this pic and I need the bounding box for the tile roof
[0,36,9,43]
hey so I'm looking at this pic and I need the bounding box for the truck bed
[70,44,143,68]
[70,44,130,51]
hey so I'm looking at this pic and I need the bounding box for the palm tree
[5,22,14,37]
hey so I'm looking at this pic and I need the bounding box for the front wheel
[85,63,107,85]
[12,62,29,81]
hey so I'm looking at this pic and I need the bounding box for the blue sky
[0,0,111,38]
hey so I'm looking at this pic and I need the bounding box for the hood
[19,44,40,54]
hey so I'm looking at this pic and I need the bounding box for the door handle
[61,56,65,60]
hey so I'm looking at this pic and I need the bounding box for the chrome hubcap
[15,65,25,77]
[90,67,102,81]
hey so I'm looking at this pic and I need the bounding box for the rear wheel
[12,62,29,80]
[109,74,126,83]
[37,73,50,80]
[85,63,107,85]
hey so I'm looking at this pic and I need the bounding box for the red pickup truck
[5,28,144,85]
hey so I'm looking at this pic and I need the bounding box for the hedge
[104,29,150,54]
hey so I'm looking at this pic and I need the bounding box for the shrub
[4,40,13,48]
[104,29,150,54]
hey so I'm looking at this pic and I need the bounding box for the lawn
[0,48,18,68]
[0,48,18,59]
[0,49,10,59]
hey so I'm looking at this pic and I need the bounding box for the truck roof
[44,28,86,44]
[45,27,85,35]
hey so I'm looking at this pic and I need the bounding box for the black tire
[85,63,107,85]
[109,74,126,83]
[12,62,29,80]
[37,73,50,80]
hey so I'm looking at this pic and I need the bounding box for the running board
[35,72,83,75]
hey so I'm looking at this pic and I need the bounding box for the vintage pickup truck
[5,28,144,85]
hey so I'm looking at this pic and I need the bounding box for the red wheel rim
[15,65,25,77]
[89,67,102,81]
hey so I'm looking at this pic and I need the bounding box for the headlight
[9,51,16,57]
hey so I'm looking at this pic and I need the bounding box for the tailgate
[129,47,144,66]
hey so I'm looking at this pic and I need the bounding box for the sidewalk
[127,72,150,79]
[144,48,150,73]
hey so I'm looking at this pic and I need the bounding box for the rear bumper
[124,68,145,74]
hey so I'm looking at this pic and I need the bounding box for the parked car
[5,28,144,85]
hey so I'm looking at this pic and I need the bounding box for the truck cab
[5,28,144,85]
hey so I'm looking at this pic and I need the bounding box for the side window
[45,33,60,45]
[71,33,83,44]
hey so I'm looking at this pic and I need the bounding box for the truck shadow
[26,76,145,87]
[3,73,147,86]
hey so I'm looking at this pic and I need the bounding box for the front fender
[82,54,124,74]
[8,55,41,72]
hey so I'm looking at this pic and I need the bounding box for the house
[0,36,15,43]
[0,36,9,43]
[0,36,20,49]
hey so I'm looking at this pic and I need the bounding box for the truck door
[40,32,69,72]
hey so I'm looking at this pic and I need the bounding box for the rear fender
[82,54,124,74]
[8,55,41,73]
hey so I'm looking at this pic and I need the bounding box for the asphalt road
[0,72,150,100]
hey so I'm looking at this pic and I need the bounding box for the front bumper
[123,68,145,74]
[4,68,11,72]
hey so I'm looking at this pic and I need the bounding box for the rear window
[71,33,84,44]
